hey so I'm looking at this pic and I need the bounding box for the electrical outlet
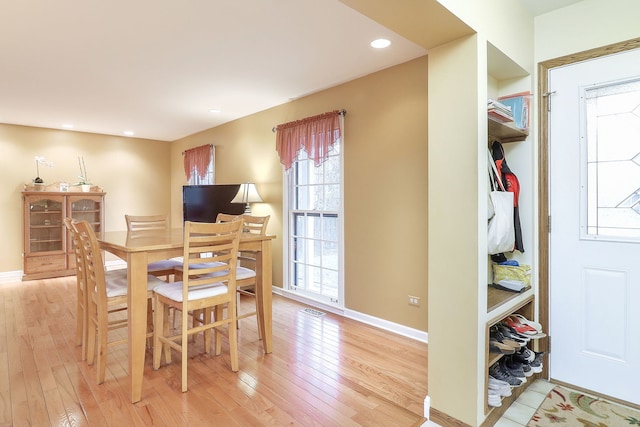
[408,295,421,306]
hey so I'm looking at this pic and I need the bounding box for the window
[583,78,640,240]
[186,146,215,185]
[286,140,343,305]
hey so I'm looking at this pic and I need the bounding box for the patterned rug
[527,386,640,426]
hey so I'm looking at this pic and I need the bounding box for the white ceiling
[0,0,582,142]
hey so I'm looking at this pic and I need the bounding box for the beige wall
[171,57,429,331]
[0,124,171,271]
[535,0,640,62]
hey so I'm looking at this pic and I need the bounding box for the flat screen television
[182,184,245,223]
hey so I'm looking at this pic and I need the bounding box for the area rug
[527,385,640,426]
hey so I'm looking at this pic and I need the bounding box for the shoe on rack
[505,316,547,339]
[508,313,543,331]
[489,364,522,387]
[488,376,512,397]
[513,346,535,363]
[499,358,527,383]
[490,338,516,354]
[496,324,529,346]
[529,351,545,373]
[490,327,522,349]
[487,389,502,407]
[506,354,533,377]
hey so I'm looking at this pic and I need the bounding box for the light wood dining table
[98,227,275,403]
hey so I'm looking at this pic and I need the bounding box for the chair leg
[236,292,241,329]
[181,310,188,393]
[203,307,212,353]
[153,297,165,370]
[228,306,239,373]
[212,305,222,356]
[96,316,108,385]
[146,298,154,348]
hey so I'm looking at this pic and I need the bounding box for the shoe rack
[484,294,538,416]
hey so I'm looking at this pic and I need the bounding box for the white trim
[273,286,428,344]
[0,270,23,284]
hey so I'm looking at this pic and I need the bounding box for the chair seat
[176,261,256,280]
[105,269,167,297]
[148,259,183,272]
[154,281,228,302]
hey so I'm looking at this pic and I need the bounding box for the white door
[549,48,640,405]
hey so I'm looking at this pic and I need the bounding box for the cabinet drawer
[25,255,67,273]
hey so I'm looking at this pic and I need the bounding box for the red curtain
[275,110,343,170]
[183,144,212,180]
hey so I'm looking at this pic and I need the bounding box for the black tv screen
[182,184,245,223]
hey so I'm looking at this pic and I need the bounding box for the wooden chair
[74,220,166,384]
[124,214,182,279]
[63,217,90,361]
[152,220,242,392]
[180,213,269,336]
[65,217,132,361]
[234,214,270,335]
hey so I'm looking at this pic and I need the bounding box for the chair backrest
[182,220,243,296]
[241,214,270,235]
[74,221,109,321]
[125,214,169,231]
[63,217,83,272]
[216,213,241,223]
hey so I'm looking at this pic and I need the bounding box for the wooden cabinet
[22,190,105,280]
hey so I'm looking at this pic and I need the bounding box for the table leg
[256,239,272,354]
[128,251,148,403]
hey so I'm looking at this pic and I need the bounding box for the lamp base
[244,203,252,214]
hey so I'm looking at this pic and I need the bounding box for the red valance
[275,110,343,170]
[183,144,212,180]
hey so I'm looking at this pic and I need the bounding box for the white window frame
[282,137,344,310]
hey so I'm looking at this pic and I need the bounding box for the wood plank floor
[0,276,427,426]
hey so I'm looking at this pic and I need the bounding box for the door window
[583,79,640,240]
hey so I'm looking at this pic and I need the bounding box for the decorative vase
[81,184,91,192]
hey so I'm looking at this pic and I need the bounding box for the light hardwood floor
[0,276,427,426]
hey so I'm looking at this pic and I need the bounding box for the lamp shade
[231,183,263,204]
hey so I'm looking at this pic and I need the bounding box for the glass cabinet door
[69,196,103,235]
[27,197,64,254]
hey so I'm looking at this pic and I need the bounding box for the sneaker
[506,354,532,377]
[488,376,512,397]
[500,358,527,383]
[529,351,545,373]
[514,346,535,363]
[489,363,523,387]
[487,389,502,407]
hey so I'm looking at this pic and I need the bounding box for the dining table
[98,227,275,403]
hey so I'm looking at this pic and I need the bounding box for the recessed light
[123,130,135,136]
[62,124,74,129]
[209,108,221,113]
[370,38,391,49]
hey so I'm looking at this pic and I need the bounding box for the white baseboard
[424,395,430,419]
[0,270,23,284]
[273,287,428,344]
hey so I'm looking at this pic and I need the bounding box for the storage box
[492,263,531,286]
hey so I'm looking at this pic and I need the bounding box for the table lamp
[231,183,263,214]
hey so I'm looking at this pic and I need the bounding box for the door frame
[537,36,640,379]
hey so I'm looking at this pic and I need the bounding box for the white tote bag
[487,151,515,254]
